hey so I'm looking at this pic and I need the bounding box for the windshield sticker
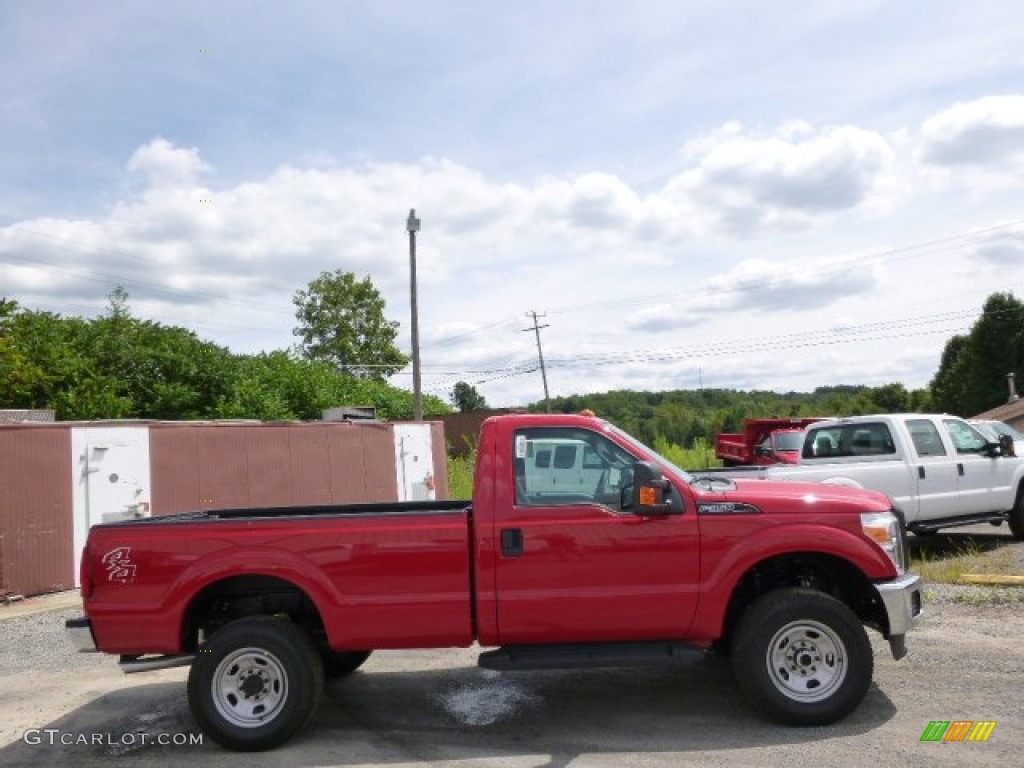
[515,435,528,459]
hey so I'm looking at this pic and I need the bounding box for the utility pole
[523,311,551,412]
[406,209,423,421]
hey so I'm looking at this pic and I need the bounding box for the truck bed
[81,500,476,655]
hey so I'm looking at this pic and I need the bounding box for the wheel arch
[717,552,890,651]
[181,573,328,652]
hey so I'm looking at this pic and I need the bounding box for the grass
[447,450,475,500]
[910,533,1023,584]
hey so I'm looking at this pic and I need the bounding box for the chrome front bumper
[875,572,923,659]
[65,616,98,653]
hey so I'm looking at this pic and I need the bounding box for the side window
[513,427,636,511]
[942,419,988,455]
[906,419,948,457]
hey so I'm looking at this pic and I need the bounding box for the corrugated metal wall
[0,426,73,596]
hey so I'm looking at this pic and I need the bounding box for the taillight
[80,547,94,599]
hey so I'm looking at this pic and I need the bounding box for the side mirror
[991,434,1016,458]
[1002,434,1017,457]
[622,461,673,515]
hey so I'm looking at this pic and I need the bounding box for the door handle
[957,463,965,476]
[917,466,925,479]
[501,528,524,557]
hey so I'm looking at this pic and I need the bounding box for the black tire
[321,649,371,678]
[1009,485,1024,541]
[187,616,324,752]
[732,588,873,726]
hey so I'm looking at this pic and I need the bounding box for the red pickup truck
[67,413,922,751]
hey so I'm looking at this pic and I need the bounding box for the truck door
[942,418,1011,513]
[903,418,960,523]
[493,426,700,645]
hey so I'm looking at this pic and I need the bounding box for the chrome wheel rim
[765,620,847,703]
[211,647,288,727]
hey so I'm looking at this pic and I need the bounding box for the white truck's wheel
[1009,485,1024,541]
[188,616,324,751]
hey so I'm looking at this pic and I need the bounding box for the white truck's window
[803,422,896,459]
[942,419,988,454]
[513,428,636,511]
[905,419,948,457]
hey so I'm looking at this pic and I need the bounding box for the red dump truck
[67,413,921,751]
[716,418,824,466]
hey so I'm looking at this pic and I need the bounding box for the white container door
[393,424,436,502]
[71,426,152,585]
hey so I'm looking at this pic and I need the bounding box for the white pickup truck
[707,414,1024,539]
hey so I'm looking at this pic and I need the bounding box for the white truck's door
[941,418,1014,513]
[901,417,961,523]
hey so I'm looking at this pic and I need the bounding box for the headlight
[861,511,905,575]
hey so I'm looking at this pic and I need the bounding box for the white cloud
[699,254,882,313]
[127,138,210,187]
[973,227,1024,266]
[665,122,896,236]
[626,303,704,333]
[920,94,1024,168]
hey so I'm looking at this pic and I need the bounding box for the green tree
[451,381,488,412]
[293,270,409,380]
[930,292,1024,415]
[870,382,910,412]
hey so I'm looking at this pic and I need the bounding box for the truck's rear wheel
[732,588,872,725]
[188,616,324,751]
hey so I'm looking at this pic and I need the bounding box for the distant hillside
[529,384,930,447]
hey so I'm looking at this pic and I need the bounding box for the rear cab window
[803,422,897,459]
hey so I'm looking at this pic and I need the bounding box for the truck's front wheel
[732,588,872,725]
[1009,484,1024,540]
[187,616,324,751]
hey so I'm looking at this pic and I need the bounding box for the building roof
[974,398,1024,421]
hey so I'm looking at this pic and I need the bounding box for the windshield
[989,421,1024,441]
[607,424,694,483]
[773,431,803,451]
[972,422,999,441]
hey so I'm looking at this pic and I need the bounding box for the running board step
[478,641,704,671]
[908,512,1006,534]
[119,654,195,674]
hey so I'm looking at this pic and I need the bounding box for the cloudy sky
[2,1,1024,408]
